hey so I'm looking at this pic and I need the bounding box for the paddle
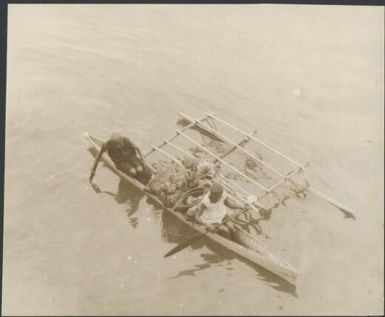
[164,195,258,258]
[164,232,207,258]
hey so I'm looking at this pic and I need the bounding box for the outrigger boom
[144,110,356,217]
[176,111,356,219]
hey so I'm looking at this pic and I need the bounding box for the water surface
[3,4,384,315]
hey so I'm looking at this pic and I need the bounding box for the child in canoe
[186,183,249,239]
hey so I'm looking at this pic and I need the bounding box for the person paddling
[89,132,148,183]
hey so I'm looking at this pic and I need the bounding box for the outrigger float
[84,111,356,286]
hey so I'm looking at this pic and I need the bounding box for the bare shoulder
[122,136,136,147]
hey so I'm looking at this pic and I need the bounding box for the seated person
[186,183,247,239]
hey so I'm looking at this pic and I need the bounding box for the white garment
[200,192,228,225]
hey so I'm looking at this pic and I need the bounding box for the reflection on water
[159,207,296,296]
[164,231,298,296]
[88,147,145,227]
[90,179,144,228]
[160,210,196,244]
[169,252,226,279]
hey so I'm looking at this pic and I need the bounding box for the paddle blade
[164,233,204,258]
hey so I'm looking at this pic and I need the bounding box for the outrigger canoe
[84,110,356,287]
[84,132,299,285]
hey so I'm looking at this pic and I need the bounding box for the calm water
[3,5,383,315]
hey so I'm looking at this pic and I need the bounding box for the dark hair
[210,183,223,195]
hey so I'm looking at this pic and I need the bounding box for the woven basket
[173,187,207,213]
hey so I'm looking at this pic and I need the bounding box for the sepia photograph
[2,3,384,316]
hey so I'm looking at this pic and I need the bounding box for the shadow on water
[160,210,197,244]
[87,147,145,228]
[90,180,144,228]
[160,209,297,297]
